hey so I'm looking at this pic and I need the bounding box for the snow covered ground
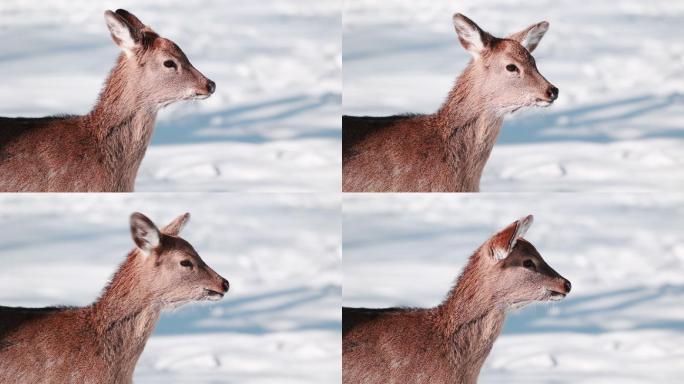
[343,0,684,191]
[343,194,684,383]
[0,194,341,383]
[0,0,341,192]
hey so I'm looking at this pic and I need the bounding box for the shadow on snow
[151,92,341,145]
[499,93,684,145]
[154,283,341,336]
[504,283,684,335]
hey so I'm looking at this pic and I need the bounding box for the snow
[343,194,684,382]
[0,194,341,383]
[343,0,684,191]
[0,0,341,192]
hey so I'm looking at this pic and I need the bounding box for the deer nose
[206,80,216,95]
[547,86,559,101]
[563,279,572,293]
[221,278,229,293]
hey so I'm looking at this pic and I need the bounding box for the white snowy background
[343,194,684,383]
[343,0,684,191]
[0,194,341,383]
[0,0,341,192]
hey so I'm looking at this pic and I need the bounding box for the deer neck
[435,68,504,184]
[434,257,507,373]
[87,56,159,180]
[90,251,161,373]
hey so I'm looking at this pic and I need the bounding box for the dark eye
[163,60,177,69]
[522,259,535,269]
[506,64,518,72]
[180,260,193,268]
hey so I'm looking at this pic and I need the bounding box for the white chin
[509,301,534,310]
[546,291,566,301]
[200,289,224,301]
[497,106,523,116]
[535,100,552,107]
[164,299,191,309]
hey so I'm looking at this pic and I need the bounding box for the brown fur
[343,216,571,383]
[343,14,557,192]
[0,9,215,192]
[0,212,229,384]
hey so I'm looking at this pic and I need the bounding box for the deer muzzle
[547,277,571,300]
[203,276,229,301]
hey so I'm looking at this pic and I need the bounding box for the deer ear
[507,21,549,53]
[453,13,492,58]
[130,212,160,256]
[104,10,140,57]
[115,9,147,31]
[489,215,534,261]
[162,213,191,236]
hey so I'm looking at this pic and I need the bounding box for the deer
[343,14,559,192]
[343,215,571,384]
[0,9,216,192]
[0,212,229,384]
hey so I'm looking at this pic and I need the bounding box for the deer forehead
[501,239,544,265]
[150,38,189,62]
[488,40,536,65]
[157,236,200,259]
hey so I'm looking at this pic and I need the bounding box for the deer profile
[0,9,216,192]
[343,215,571,383]
[0,212,229,384]
[343,14,558,192]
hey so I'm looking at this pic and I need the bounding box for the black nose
[547,86,559,101]
[564,280,572,293]
[206,80,216,94]
[221,278,229,292]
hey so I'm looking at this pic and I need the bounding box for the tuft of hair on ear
[115,9,146,30]
[162,212,191,236]
[130,212,161,257]
[506,21,549,53]
[489,215,534,261]
[452,13,493,58]
[104,10,141,58]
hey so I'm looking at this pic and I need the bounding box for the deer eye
[163,60,177,69]
[506,64,518,72]
[522,259,535,269]
[180,260,193,268]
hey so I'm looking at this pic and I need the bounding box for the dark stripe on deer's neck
[89,251,160,374]
[431,251,507,377]
[91,251,160,347]
[87,55,158,168]
[435,251,505,337]
[434,64,503,179]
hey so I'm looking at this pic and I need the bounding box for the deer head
[452,14,558,115]
[129,212,229,308]
[103,9,215,108]
[476,215,571,308]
